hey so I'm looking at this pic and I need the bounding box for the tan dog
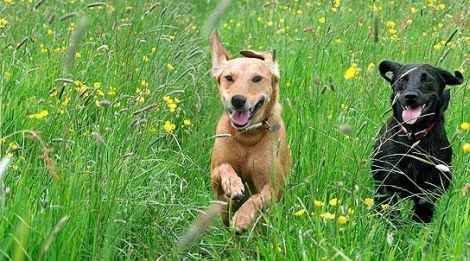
[209,31,291,234]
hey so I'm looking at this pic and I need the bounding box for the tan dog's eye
[252,76,262,83]
[224,75,233,82]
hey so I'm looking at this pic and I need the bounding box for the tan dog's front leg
[211,163,245,200]
[232,185,272,234]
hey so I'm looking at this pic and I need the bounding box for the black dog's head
[379,60,464,126]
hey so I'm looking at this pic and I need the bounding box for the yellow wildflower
[183,119,192,126]
[433,43,442,50]
[4,71,12,78]
[367,63,375,73]
[4,0,13,4]
[135,96,144,103]
[318,17,326,24]
[364,198,374,207]
[314,200,325,207]
[294,209,306,217]
[329,198,339,206]
[27,110,49,120]
[296,9,303,15]
[319,212,335,220]
[460,122,469,131]
[96,89,105,96]
[166,63,174,71]
[8,142,18,150]
[142,55,149,62]
[410,7,417,14]
[93,82,102,89]
[267,21,273,27]
[151,47,157,54]
[46,28,54,36]
[75,52,81,59]
[381,204,390,210]
[337,216,347,225]
[12,164,19,171]
[113,102,121,108]
[163,121,176,132]
[344,63,358,80]
[347,207,354,215]
[437,3,445,10]
[107,86,116,96]
[386,20,396,28]
[333,0,340,8]
[463,143,470,153]
[0,18,8,28]
[6,152,13,158]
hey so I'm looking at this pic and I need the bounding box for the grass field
[0,0,469,259]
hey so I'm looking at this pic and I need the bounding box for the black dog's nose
[231,95,247,109]
[404,91,418,103]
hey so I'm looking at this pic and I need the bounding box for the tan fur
[209,31,291,234]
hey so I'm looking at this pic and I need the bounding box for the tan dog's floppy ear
[210,30,230,80]
[240,50,280,82]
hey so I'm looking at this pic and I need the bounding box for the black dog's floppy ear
[379,60,402,83]
[438,89,451,112]
[436,68,464,86]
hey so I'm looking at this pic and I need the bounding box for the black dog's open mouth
[401,103,426,125]
[229,97,265,129]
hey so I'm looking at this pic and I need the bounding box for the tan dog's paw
[221,175,245,200]
[232,203,256,234]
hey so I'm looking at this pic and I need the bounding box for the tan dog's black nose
[231,95,247,109]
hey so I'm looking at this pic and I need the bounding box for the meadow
[0,0,469,259]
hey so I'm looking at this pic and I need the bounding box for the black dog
[371,60,464,223]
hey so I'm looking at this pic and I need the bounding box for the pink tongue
[402,107,422,125]
[231,111,250,126]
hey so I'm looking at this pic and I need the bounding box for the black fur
[371,60,464,223]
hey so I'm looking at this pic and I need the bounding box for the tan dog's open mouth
[229,97,265,129]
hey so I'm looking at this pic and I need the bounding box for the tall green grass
[0,0,468,259]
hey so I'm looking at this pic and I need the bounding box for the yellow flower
[437,3,445,10]
[75,52,81,59]
[93,82,102,89]
[4,0,13,4]
[329,198,339,206]
[267,21,273,27]
[319,212,335,220]
[463,143,470,153]
[344,63,358,80]
[12,164,19,171]
[151,47,157,54]
[460,122,469,131]
[142,55,149,62]
[367,63,375,73]
[318,17,326,24]
[166,63,174,71]
[46,28,54,36]
[333,0,340,8]
[113,102,121,108]
[380,204,390,210]
[107,86,116,96]
[364,198,374,207]
[8,142,18,150]
[183,119,192,126]
[294,209,306,217]
[163,121,176,132]
[433,43,442,50]
[386,20,396,28]
[27,110,49,120]
[313,200,325,207]
[410,7,417,14]
[6,152,13,158]
[4,71,12,78]
[347,207,354,215]
[337,216,347,225]
[296,9,303,15]
[0,18,9,28]
[135,96,145,103]
[96,89,105,96]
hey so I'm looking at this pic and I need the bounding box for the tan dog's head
[210,31,280,130]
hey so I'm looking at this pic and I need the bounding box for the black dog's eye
[252,76,262,83]
[397,76,407,83]
[224,75,233,82]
